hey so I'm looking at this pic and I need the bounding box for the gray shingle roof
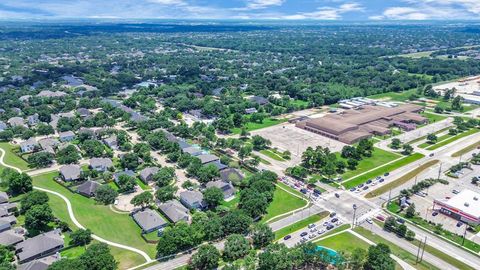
[76,181,101,197]
[139,167,160,182]
[132,209,167,232]
[89,157,113,169]
[206,180,235,199]
[0,229,24,246]
[158,200,190,223]
[0,191,9,204]
[16,230,64,263]
[59,165,81,181]
[179,191,205,209]
[197,154,219,164]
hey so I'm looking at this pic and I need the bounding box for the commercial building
[296,104,426,144]
[434,190,480,225]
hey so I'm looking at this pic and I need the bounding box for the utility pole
[437,163,443,180]
[420,236,427,263]
[352,204,358,228]
[462,223,467,246]
[387,189,392,206]
[415,237,423,264]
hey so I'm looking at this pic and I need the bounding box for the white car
[310,228,317,233]
[309,234,316,239]
[366,218,373,224]
[317,229,325,235]
[336,220,343,225]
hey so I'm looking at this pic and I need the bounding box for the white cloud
[283,2,363,20]
[246,0,284,9]
[146,0,186,5]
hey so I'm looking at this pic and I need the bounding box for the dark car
[326,224,334,230]
[350,188,356,192]
[300,188,308,194]
[432,211,439,217]
[357,184,364,188]
[379,178,385,183]
[366,179,372,184]
[284,235,292,240]
[457,222,464,227]
[331,218,338,223]
[429,153,435,157]
[363,186,369,190]
[300,232,308,237]
[334,193,340,198]
[397,218,405,224]
[313,189,322,195]
[384,172,390,176]
[330,212,337,218]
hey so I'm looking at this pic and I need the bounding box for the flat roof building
[296,104,426,144]
[434,190,480,225]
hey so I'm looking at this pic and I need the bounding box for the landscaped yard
[33,171,157,258]
[341,148,400,180]
[262,183,307,222]
[274,212,329,240]
[314,231,370,253]
[342,153,425,189]
[0,142,30,172]
[231,118,287,134]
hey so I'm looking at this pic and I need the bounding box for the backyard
[0,142,30,172]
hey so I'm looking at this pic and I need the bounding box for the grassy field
[262,184,307,222]
[0,142,30,171]
[353,227,440,270]
[420,112,447,123]
[365,160,439,198]
[274,211,329,240]
[425,128,480,150]
[341,148,400,180]
[260,149,285,161]
[33,171,157,258]
[315,231,370,253]
[231,118,287,134]
[451,140,480,157]
[342,153,424,189]
[368,89,417,102]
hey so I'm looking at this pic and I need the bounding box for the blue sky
[1,0,480,20]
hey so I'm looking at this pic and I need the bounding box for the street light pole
[462,223,467,246]
[352,204,357,228]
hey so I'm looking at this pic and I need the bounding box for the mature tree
[347,158,359,170]
[223,234,250,261]
[197,164,219,184]
[251,135,271,151]
[402,144,414,155]
[406,203,416,218]
[49,258,85,270]
[202,187,224,208]
[133,143,151,162]
[405,230,416,241]
[251,223,274,248]
[451,95,463,111]
[25,204,54,233]
[349,248,367,270]
[390,138,402,149]
[364,243,395,270]
[36,123,55,135]
[1,169,33,195]
[70,229,92,246]
[257,243,293,270]
[95,185,118,205]
[56,145,81,164]
[239,190,268,218]
[190,244,220,270]
[222,210,253,235]
[384,217,397,232]
[155,185,177,203]
[156,222,202,257]
[0,245,14,265]
[238,145,253,161]
[397,224,408,238]
[80,243,117,270]
[152,167,176,187]
[193,211,224,241]
[20,190,49,214]
[341,145,358,159]
[28,152,54,168]
[120,153,140,170]
[116,175,136,193]
[82,140,106,158]
[426,134,438,144]
[130,191,153,209]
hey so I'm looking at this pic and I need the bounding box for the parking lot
[252,123,346,165]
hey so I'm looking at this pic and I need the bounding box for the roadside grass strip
[341,147,400,180]
[425,128,480,151]
[342,153,425,189]
[406,126,451,145]
[259,149,285,161]
[353,227,440,270]
[365,159,439,198]
[451,140,480,157]
[274,211,329,240]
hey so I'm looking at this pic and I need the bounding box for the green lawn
[274,212,329,240]
[315,231,370,253]
[135,179,151,191]
[419,133,453,148]
[426,128,480,150]
[353,227,440,270]
[368,89,417,102]
[221,193,239,210]
[421,112,447,123]
[365,160,439,198]
[259,149,285,161]
[262,184,307,222]
[341,148,400,180]
[407,126,451,145]
[342,153,424,189]
[0,142,30,171]
[33,171,156,258]
[231,118,287,134]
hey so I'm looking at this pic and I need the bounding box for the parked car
[300,232,308,237]
[432,211,439,217]
[363,186,369,190]
[334,193,340,198]
[457,221,463,227]
[326,224,334,230]
[366,218,373,224]
[452,189,460,194]
[313,189,322,195]
[379,178,385,183]
[308,223,316,229]
[397,218,405,224]
[384,172,390,176]
[331,218,338,223]
[300,188,308,194]
[357,184,364,188]
[366,179,372,184]
[429,153,435,157]
[330,212,337,218]
[376,215,385,221]
[284,235,291,240]
[350,188,356,192]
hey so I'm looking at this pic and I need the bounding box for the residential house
[76,180,101,197]
[220,168,244,185]
[8,117,25,128]
[132,209,168,234]
[59,165,81,182]
[15,229,64,263]
[158,200,190,224]
[179,191,206,210]
[249,96,269,105]
[245,108,258,114]
[103,135,118,150]
[18,255,60,270]
[27,114,39,126]
[89,157,113,172]
[76,108,91,118]
[20,138,38,153]
[197,154,220,165]
[0,216,14,232]
[0,230,24,246]
[19,95,32,102]
[177,140,191,150]
[36,90,67,98]
[206,180,235,199]
[209,161,228,171]
[58,131,75,142]
[0,121,7,132]
[113,170,136,184]
[0,192,8,204]
[139,167,160,183]
[0,203,17,214]
[182,146,203,156]
[38,138,59,154]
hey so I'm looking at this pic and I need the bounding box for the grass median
[451,140,480,157]
[365,159,439,198]
[342,153,425,189]
[426,128,480,151]
[341,148,400,180]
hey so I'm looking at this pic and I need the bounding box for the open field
[231,118,288,134]
[365,160,439,198]
[354,227,439,270]
[0,142,30,171]
[421,112,447,123]
[342,153,425,189]
[262,184,307,222]
[274,211,329,240]
[314,231,370,253]
[341,148,400,180]
[33,171,156,258]
[368,89,417,102]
